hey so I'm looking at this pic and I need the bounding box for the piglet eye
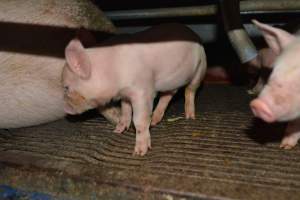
[64,86,69,93]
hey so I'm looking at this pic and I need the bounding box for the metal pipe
[219,0,257,63]
[106,5,215,20]
[105,0,300,20]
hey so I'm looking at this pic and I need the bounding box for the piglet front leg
[131,90,153,156]
[113,100,132,133]
[280,118,300,149]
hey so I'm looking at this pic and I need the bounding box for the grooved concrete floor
[0,84,300,200]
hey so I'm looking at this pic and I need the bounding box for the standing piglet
[62,23,207,156]
[250,20,300,149]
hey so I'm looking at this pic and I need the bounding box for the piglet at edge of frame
[250,20,300,149]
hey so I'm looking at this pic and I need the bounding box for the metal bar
[219,0,258,63]
[106,5,216,20]
[105,0,300,20]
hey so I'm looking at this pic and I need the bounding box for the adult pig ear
[65,38,91,79]
[252,19,296,54]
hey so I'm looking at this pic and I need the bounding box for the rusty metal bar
[105,0,300,20]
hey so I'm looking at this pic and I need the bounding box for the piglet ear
[65,38,91,79]
[252,19,296,55]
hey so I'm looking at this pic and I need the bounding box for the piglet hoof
[247,89,259,95]
[113,122,129,134]
[151,113,163,126]
[133,137,151,156]
[150,121,158,127]
[185,112,196,120]
[247,86,262,96]
[280,137,298,150]
[247,83,263,96]
[185,104,196,119]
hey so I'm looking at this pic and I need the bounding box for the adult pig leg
[131,90,154,156]
[113,100,132,133]
[280,118,300,149]
[151,90,177,126]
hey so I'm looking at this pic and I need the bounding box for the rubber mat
[0,84,300,200]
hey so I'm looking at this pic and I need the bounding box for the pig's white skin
[250,20,300,149]
[0,0,121,129]
[0,30,121,129]
[63,23,207,156]
[0,54,65,128]
[0,54,120,129]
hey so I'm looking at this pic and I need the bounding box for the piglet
[62,23,207,156]
[250,20,300,149]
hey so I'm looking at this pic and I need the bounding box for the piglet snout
[250,99,275,123]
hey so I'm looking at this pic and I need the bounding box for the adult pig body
[0,0,119,128]
[63,23,207,155]
[0,55,64,128]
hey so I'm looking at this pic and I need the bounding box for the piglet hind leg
[131,91,154,156]
[280,118,300,149]
[185,60,206,119]
[185,86,197,119]
[98,105,121,125]
[113,100,132,133]
[151,90,177,126]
